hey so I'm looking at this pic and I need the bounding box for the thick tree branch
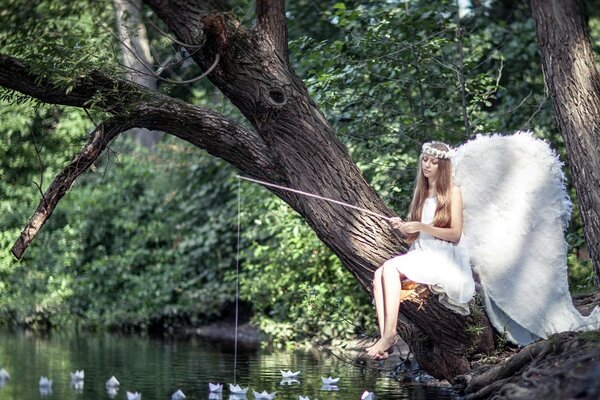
[256,0,289,61]
[11,119,131,259]
[1,54,287,257]
[0,54,278,180]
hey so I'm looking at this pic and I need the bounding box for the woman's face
[421,155,439,181]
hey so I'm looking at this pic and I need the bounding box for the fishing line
[233,177,241,384]
[236,175,393,221]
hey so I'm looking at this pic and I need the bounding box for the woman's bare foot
[367,335,397,357]
[374,350,390,360]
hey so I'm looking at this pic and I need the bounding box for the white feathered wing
[452,132,600,345]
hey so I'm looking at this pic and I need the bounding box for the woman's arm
[402,186,464,243]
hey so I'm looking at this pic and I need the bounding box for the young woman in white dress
[366,142,475,359]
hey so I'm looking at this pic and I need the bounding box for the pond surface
[0,329,457,399]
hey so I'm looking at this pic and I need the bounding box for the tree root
[454,331,600,399]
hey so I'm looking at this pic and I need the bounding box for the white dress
[383,197,475,315]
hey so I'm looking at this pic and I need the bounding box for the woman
[366,142,475,359]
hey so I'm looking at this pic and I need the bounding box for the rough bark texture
[531,0,600,283]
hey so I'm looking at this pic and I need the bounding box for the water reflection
[0,329,457,399]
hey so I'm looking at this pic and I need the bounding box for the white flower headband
[421,142,453,159]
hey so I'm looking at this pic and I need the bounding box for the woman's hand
[389,217,417,236]
[402,221,423,234]
[389,217,404,230]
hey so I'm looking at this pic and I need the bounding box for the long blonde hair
[406,142,453,243]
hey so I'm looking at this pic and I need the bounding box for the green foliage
[0,0,119,90]
[238,190,374,346]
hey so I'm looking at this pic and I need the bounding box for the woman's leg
[365,265,385,352]
[373,265,385,335]
[367,261,402,356]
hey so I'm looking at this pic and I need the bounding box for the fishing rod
[236,175,394,222]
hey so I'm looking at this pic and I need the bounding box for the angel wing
[452,131,600,345]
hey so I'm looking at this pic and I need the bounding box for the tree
[113,0,163,148]
[0,0,495,380]
[530,0,600,284]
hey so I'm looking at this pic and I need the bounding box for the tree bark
[531,0,600,284]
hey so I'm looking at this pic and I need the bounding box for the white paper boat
[210,382,224,392]
[229,383,249,394]
[253,390,276,399]
[127,391,142,400]
[361,390,376,400]
[70,370,85,381]
[106,376,120,387]
[0,368,10,380]
[39,387,53,396]
[321,376,339,385]
[299,396,310,400]
[280,370,300,378]
[39,377,53,388]
[171,389,186,399]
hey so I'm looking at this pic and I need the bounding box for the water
[0,329,457,399]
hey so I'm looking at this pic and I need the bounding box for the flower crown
[421,142,453,159]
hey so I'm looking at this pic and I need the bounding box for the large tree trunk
[531,0,600,283]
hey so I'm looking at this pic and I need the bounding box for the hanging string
[236,175,393,221]
[233,177,242,384]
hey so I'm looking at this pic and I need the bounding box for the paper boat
[209,383,224,392]
[253,390,276,399]
[172,389,186,399]
[321,376,339,385]
[106,376,120,387]
[0,369,10,380]
[280,370,300,378]
[39,377,53,388]
[229,383,249,394]
[361,390,376,400]
[70,370,85,381]
[299,396,310,400]
[127,391,142,400]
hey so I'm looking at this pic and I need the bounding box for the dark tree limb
[256,0,289,62]
[11,119,130,259]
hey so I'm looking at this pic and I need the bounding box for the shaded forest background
[0,0,598,346]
